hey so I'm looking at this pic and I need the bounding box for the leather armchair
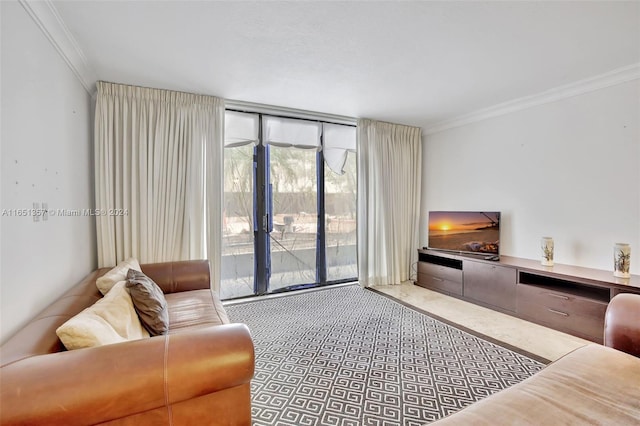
[604,292,640,357]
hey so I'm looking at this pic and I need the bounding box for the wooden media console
[416,249,640,343]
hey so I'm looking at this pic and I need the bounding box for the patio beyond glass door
[267,145,318,291]
[221,142,256,299]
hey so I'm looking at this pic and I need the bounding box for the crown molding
[425,63,640,135]
[20,0,96,94]
[16,0,639,128]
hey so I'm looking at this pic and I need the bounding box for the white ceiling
[51,0,639,129]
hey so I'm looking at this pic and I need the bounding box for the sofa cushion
[56,281,150,350]
[431,344,640,425]
[166,289,230,332]
[96,258,141,295]
[126,269,169,336]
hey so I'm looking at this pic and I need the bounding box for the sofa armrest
[141,259,211,294]
[0,323,254,425]
[604,293,640,357]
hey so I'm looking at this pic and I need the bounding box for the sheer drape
[323,123,357,175]
[357,119,422,287]
[95,82,224,290]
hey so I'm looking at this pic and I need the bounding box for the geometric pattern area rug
[225,285,545,426]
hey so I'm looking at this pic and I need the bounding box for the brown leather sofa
[0,260,254,426]
[431,292,640,425]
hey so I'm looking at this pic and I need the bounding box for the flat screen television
[428,211,501,256]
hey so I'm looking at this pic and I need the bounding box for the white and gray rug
[226,285,545,426]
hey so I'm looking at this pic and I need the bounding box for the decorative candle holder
[541,237,554,266]
[613,243,631,278]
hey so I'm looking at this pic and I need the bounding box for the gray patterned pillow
[125,269,169,336]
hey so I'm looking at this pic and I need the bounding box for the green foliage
[542,243,553,261]
[615,249,631,273]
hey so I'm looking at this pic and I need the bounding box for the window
[221,111,356,299]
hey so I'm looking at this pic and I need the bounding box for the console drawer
[517,284,607,342]
[417,272,463,296]
[418,262,462,283]
[517,284,608,318]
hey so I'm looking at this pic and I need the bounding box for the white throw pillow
[96,257,141,295]
[56,281,150,350]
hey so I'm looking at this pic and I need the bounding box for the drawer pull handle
[547,308,569,317]
[432,277,444,282]
[546,293,570,300]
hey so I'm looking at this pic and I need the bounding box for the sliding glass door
[221,111,257,299]
[221,111,356,299]
[324,148,357,281]
[268,144,318,290]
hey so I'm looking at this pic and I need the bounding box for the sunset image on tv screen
[428,211,500,254]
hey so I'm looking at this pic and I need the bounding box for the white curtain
[225,110,259,147]
[94,82,224,291]
[263,116,322,149]
[357,119,422,287]
[323,123,356,175]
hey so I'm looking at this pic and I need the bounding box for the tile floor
[373,282,590,362]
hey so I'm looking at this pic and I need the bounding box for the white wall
[421,79,640,275]
[1,2,96,343]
